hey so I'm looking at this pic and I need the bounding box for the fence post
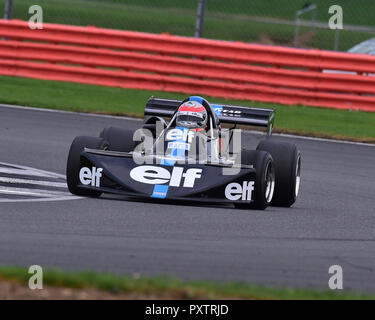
[334,29,340,51]
[294,4,317,47]
[195,0,206,38]
[4,0,13,19]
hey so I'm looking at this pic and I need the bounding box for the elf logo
[79,167,103,187]
[130,166,202,188]
[166,128,195,143]
[225,181,254,201]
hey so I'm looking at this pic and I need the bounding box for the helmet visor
[176,114,204,129]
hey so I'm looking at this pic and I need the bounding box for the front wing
[77,149,257,204]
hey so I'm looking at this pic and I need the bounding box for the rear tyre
[257,139,301,207]
[234,150,275,210]
[99,127,134,152]
[66,136,108,197]
[143,116,167,139]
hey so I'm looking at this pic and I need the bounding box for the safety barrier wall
[0,20,375,112]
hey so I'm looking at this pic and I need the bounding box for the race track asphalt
[0,104,374,293]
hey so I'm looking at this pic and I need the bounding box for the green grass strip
[4,0,374,50]
[0,266,373,300]
[1,75,374,142]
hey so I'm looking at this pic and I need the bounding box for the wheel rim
[264,160,275,203]
[295,154,301,198]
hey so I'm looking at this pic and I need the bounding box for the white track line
[275,133,375,147]
[0,167,62,179]
[0,177,67,188]
[0,186,70,197]
[0,103,142,122]
[245,130,375,147]
[0,195,82,203]
[1,103,373,147]
[0,162,82,203]
[0,190,52,197]
[0,161,65,179]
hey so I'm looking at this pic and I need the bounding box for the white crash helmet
[176,100,208,130]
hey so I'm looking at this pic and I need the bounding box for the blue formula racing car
[66,96,301,210]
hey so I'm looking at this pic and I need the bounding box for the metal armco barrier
[0,20,375,112]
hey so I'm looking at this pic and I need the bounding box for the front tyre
[257,139,301,207]
[66,136,108,197]
[234,150,275,210]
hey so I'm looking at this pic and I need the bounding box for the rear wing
[145,97,275,135]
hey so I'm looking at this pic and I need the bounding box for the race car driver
[175,100,208,132]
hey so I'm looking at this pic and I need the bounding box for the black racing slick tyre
[234,150,275,210]
[257,139,301,207]
[143,116,168,139]
[99,127,134,152]
[66,136,108,197]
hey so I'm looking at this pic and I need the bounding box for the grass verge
[1,75,374,142]
[2,0,374,50]
[6,0,375,27]
[0,266,373,300]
